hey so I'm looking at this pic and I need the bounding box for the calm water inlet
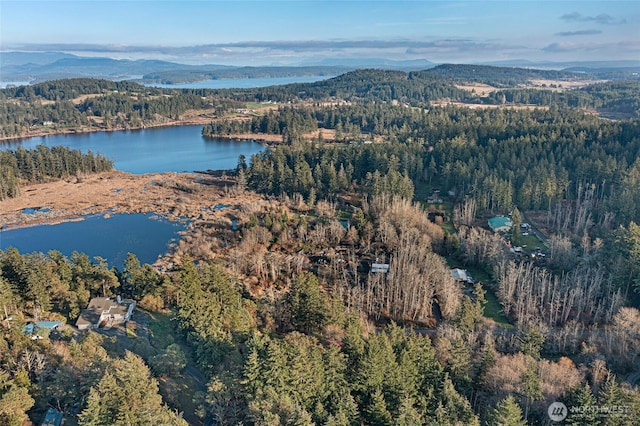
[144,75,333,89]
[0,213,185,267]
[0,125,264,174]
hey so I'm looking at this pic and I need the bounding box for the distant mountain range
[0,52,236,83]
[1,52,639,85]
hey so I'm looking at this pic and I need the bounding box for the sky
[1,0,638,65]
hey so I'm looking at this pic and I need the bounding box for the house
[451,268,474,284]
[488,216,513,232]
[75,296,136,330]
[23,321,64,339]
[371,263,389,273]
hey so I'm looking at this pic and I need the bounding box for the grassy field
[482,286,514,329]
[515,231,546,251]
[446,260,513,328]
[468,266,512,327]
[245,101,279,110]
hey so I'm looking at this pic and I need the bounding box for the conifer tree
[396,396,423,426]
[0,380,34,426]
[520,362,543,420]
[78,352,187,426]
[486,395,527,426]
[566,384,600,426]
[284,272,329,334]
[364,389,393,426]
[597,373,626,426]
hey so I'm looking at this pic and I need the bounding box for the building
[451,268,474,284]
[488,216,513,232]
[40,407,64,426]
[371,263,389,273]
[75,297,136,330]
[23,321,64,339]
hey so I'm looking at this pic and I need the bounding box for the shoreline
[0,117,213,143]
[0,119,289,146]
[0,105,333,145]
[0,171,232,230]
[0,170,269,267]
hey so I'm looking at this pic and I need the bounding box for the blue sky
[1,1,638,65]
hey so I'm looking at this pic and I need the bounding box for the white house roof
[451,268,470,282]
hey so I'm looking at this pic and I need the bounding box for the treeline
[0,99,91,137]
[0,145,113,200]
[202,106,318,137]
[420,107,640,221]
[75,90,208,122]
[1,78,157,101]
[2,71,639,139]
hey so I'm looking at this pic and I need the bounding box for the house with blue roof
[40,407,64,426]
[23,321,64,339]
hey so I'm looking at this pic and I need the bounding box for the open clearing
[526,78,606,90]
[455,83,500,96]
[430,100,549,110]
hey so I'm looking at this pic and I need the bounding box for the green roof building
[488,216,513,232]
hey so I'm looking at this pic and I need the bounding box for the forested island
[2,65,640,425]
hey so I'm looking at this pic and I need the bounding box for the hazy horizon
[1,1,638,66]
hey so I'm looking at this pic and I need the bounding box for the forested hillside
[2,69,639,140]
[0,78,240,138]
[212,69,640,118]
[423,63,591,86]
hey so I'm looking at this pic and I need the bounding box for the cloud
[7,39,524,56]
[5,37,632,65]
[560,12,626,25]
[555,29,602,36]
[404,39,525,55]
[543,40,640,53]
[2,39,532,65]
